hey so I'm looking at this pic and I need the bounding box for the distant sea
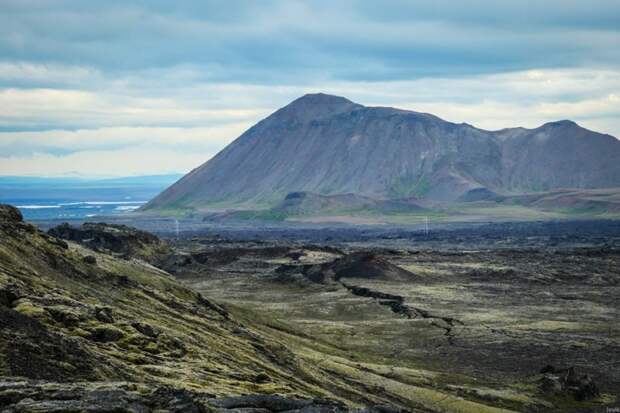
[0,174,182,221]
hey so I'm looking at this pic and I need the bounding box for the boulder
[537,365,600,401]
[277,252,417,284]
[83,255,97,265]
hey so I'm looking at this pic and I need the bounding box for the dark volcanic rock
[0,380,207,413]
[537,365,600,401]
[0,205,23,222]
[83,255,97,264]
[208,394,398,412]
[0,284,21,308]
[48,222,173,264]
[278,252,417,284]
[94,307,115,323]
[132,321,161,338]
[89,326,125,343]
[209,394,312,411]
[0,380,402,413]
[0,307,101,381]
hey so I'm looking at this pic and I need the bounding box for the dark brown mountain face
[144,93,620,211]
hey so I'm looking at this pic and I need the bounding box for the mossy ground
[175,236,620,412]
[3,215,618,412]
[1,218,533,411]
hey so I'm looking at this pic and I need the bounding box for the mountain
[144,93,620,212]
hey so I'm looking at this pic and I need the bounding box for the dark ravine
[341,283,464,345]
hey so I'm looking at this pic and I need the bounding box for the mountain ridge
[144,93,620,211]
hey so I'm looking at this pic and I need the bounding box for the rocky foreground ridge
[2,205,616,412]
[0,379,400,413]
[0,205,405,412]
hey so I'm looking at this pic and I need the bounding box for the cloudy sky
[1,0,619,177]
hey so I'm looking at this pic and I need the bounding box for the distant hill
[0,174,183,202]
[0,174,184,220]
[144,93,620,212]
[0,174,183,187]
[273,192,426,216]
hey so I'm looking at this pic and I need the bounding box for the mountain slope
[144,93,620,211]
[498,121,620,191]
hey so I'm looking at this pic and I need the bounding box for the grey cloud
[0,0,619,83]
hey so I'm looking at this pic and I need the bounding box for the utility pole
[175,218,179,240]
[424,216,429,236]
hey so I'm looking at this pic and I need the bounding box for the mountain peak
[294,93,356,105]
[541,119,579,129]
[275,93,361,122]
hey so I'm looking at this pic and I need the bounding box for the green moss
[144,342,160,354]
[1,211,584,411]
[14,300,48,319]
[389,175,430,198]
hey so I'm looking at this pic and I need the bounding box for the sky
[1,0,619,177]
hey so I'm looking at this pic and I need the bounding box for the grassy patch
[388,176,430,198]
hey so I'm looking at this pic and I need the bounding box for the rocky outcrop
[209,394,402,412]
[0,380,207,413]
[538,365,600,401]
[48,222,173,265]
[0,205,23,223]
[277,252,418,284]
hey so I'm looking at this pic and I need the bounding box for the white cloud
[0,62,102,86]
[0,87,269,129]
[0,125,253,176]
[0,66,618,177]
[0,148,212,177]
[0,126,248,153]
[326,69,620,134]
